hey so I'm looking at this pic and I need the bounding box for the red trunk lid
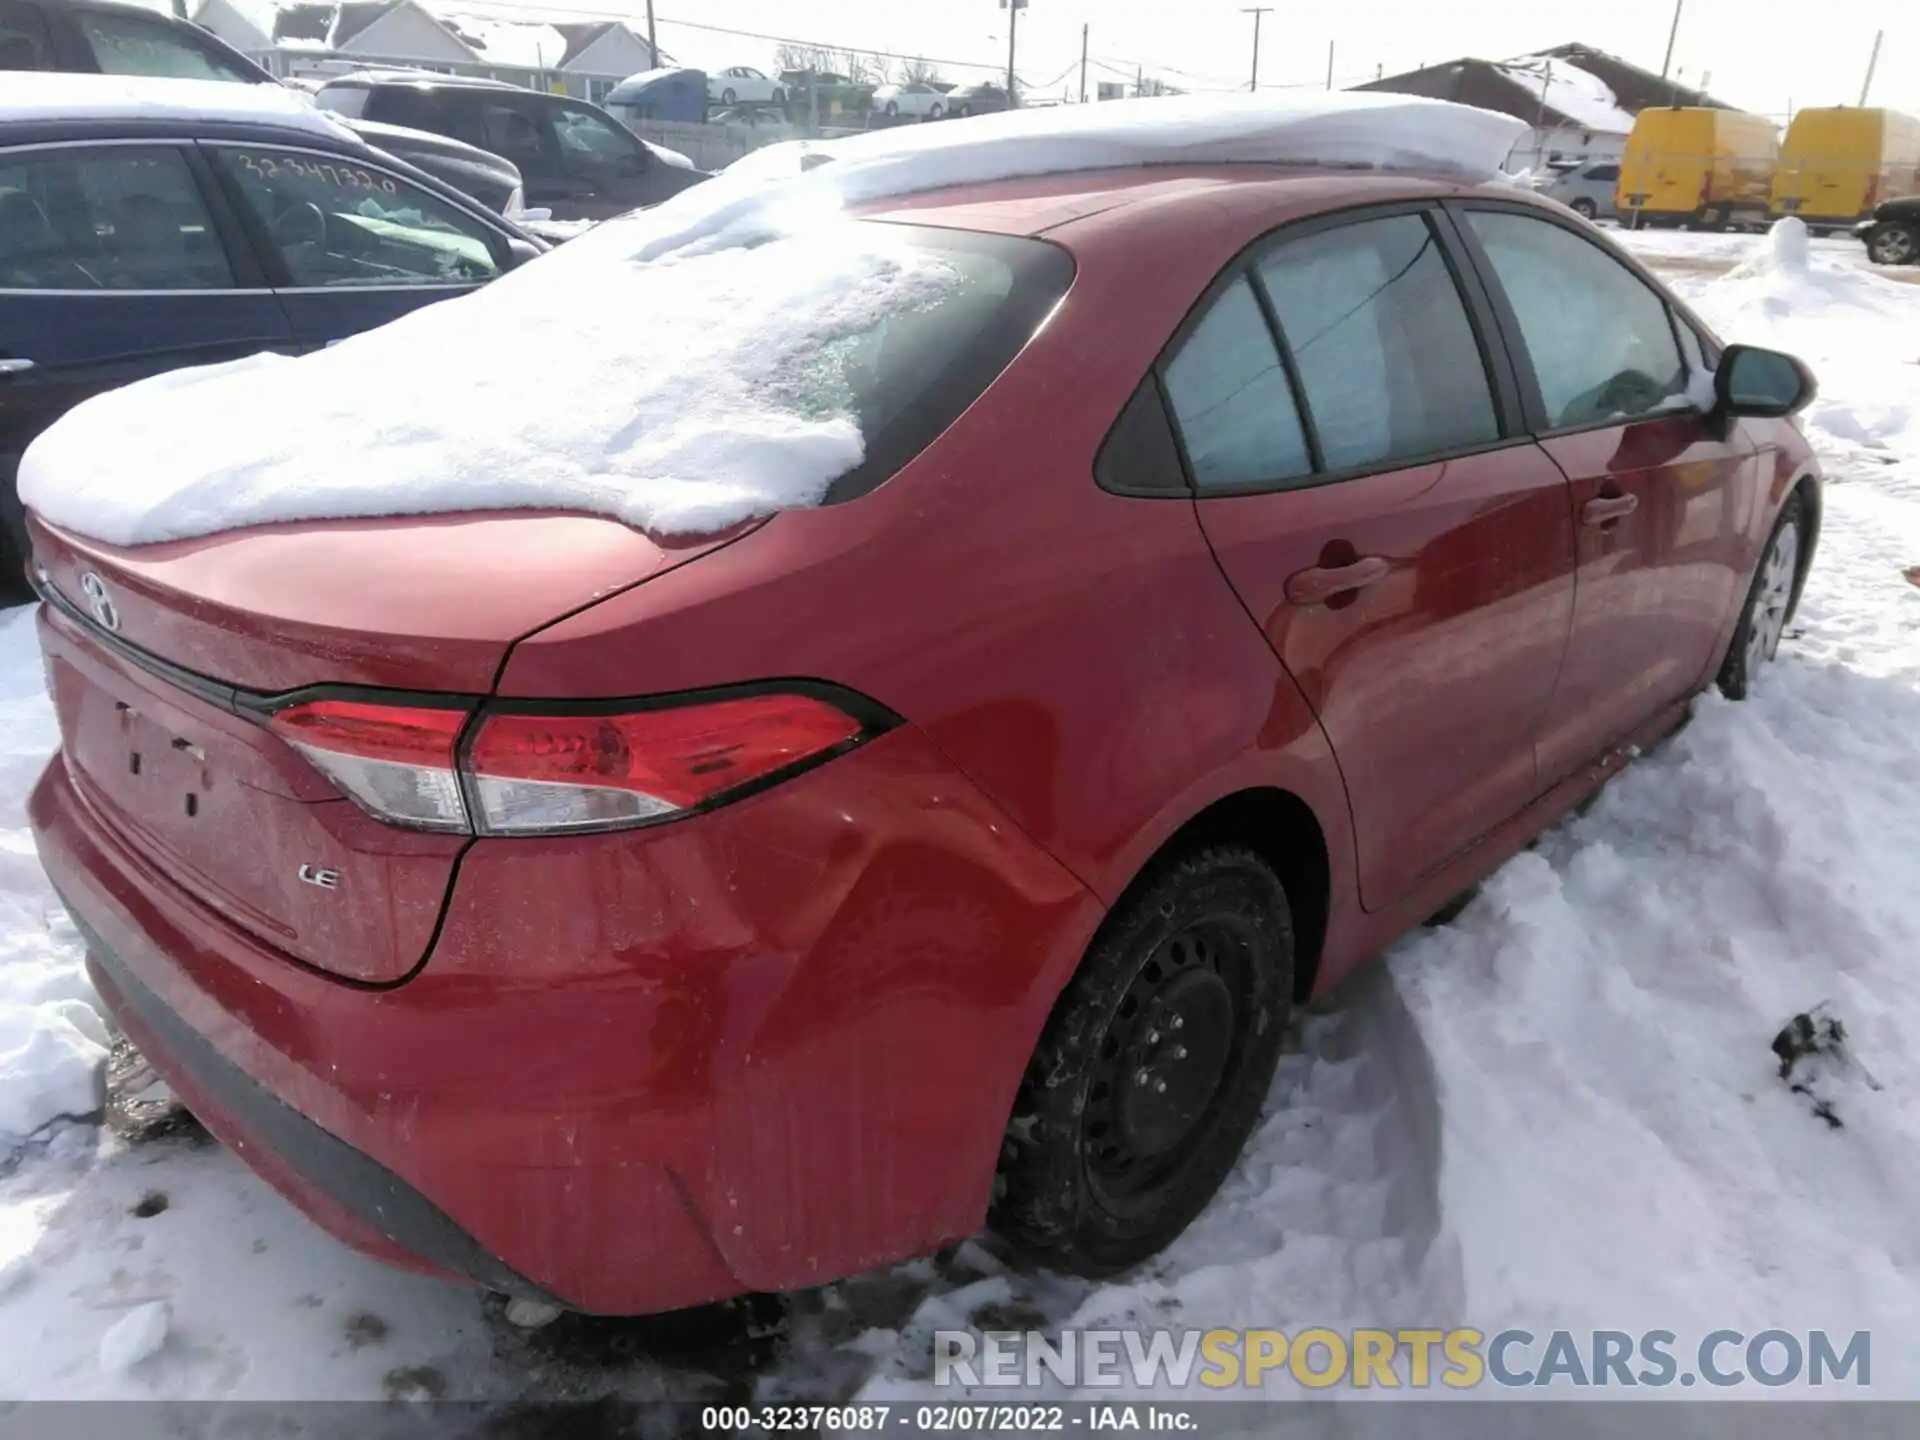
[31,511,750,983]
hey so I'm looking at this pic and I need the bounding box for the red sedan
[26,163,1818,1316]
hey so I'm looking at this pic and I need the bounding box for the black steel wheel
[992,846,1294,1275]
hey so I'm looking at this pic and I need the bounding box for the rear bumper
[32,724,1100,1315]
[76,908,557,1303]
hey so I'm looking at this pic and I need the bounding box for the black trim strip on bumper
[64,895,561,1308]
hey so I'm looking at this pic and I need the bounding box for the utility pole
[1003,0,1024,107]
[1080,23,1089,104]
[1660,0,1683,79]
[1325,40,1334,90]
[645,0,657,69]
[1859,30,1883,106]
[1242,8,1272,92]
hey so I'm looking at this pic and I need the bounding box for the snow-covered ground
[2,222,1917,1404]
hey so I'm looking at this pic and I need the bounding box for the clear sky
[467,0,1915,123]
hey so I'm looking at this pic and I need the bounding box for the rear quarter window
[821,225,1074,504]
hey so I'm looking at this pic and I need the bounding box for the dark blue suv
[0,76,544,587]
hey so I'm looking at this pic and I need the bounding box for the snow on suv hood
[21,93,1524,548]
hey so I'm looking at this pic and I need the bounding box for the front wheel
[771,88,786,105]
[721,87,737,106]
[1717,496,1805,700]
[992,846,1295,1276]
[1866,222,1918,266]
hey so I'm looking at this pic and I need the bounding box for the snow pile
[1683,219,1920,475]
[0,609,104,1148]
[22,93,1523,548]
[1495,56,1637,134]
[98,1302,169,1375]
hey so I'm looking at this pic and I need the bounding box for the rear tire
[991,846,1295,1276]
[1866,222,1918,266]
[1717,494,1806,700]
[884,100,900,117]
[1570,197,1597,219]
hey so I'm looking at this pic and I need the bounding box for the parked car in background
[315,73,708,221]
[1856,194,1920,265]
[22,110,1819,1318]
[1771,106,1920,230]
[872,81,949,120]
[944,82,1012,118]
[0,76,544,586]
[710,106,799,143]
[0,0,270,80]
[778,70,875,120]
[1616,106,1778,230]
[1542,160,1619,221]
[337,117,524,215]
[3,0,534,219]
[706,66,784,107]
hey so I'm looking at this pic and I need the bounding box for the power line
[436,0,1012,75]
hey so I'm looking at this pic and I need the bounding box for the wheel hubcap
[1084,920,1251,1201]
[1745,521,1801,679]
[1874,228,1916,264]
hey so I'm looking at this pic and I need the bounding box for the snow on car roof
[20,92,1526,550]
[0,73,355,141]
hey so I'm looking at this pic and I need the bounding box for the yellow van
[1771,107,1920,227]
[1616,107,1780,229]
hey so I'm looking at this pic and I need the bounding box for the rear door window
[210,145,502,287]
[549,103,647,172]
[1162,276,1312,490]
[1587,163,1620,182]
[1256,213,1499,472]
[74,7,257,81]
[0,145,232,291]
[0,0,55,69]
[1465,209,1688,428]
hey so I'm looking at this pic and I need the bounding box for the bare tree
[775,42,841,78]
[841,50,883,86]
[894,55,944,86]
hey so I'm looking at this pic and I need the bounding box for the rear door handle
[0,357,34,376]
[1582,493,1639,526]
[1285,555,1391,605]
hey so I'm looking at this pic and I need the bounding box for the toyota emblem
[78,572,120,633]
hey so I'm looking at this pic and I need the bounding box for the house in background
[1355,43,1734,173]
[190,0,662,101]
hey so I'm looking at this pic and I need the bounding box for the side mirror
[1714,343,1817,419]
[504,237,543,269]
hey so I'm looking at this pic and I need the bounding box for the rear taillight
[468,694,863,834]
[268,690,870,836]
[269,700,470,832]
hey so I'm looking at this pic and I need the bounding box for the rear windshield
[315,87,371,119]
[815,224,1073,503]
